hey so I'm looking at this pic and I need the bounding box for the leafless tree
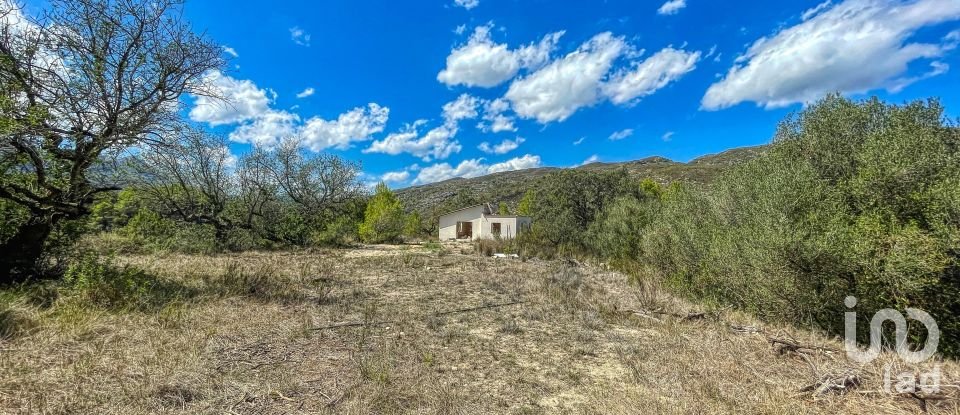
[127,128,236,241]
[252,138,365,218]
[0,0,224,279]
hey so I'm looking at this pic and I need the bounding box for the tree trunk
[0,217,54,284]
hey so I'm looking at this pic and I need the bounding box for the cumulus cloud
[477,98,517,132]
[603,47,701,105]
[189,71,275,126]
[657,0,686,15]
[478,137,525,154]
[289,26,311,47]
[228,110,299,147]
[437,24,565,88]
[442,93,481,124]
[608,128,634,140]
[454,0,479,10]
[366,94,487,161]
[702,0,960,110]
[300,104,390,152]
[413,154,542,184]
[381,170,411,184]
[365,121,463,161]
[579,154,601,166]
[188,73,388,150]
[296,87,315,98]
[506,32,627,123]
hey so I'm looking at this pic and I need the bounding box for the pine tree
[359,183,405,243]
[517,190,536,216]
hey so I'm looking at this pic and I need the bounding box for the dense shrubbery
[359,183,405,243]
[522,95,959,357]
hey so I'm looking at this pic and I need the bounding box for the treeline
[84,133,427,254]
[0,0,428,281]
[518,95,959,357]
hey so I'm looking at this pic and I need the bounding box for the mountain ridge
[396,145,767,214]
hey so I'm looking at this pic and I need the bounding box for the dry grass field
[0,243,957,414]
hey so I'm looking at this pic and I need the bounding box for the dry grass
[0,244,957,414]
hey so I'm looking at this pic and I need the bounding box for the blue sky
[23,0,960,186]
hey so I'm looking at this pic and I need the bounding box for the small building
[438,204,532,240]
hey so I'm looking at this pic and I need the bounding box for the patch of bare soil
[0,247,956,414]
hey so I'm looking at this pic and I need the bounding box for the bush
[63,252,184,310]
[636,95,960,357]
[312,216,359,247]
[359,182,404,243]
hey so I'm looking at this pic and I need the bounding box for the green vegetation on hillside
[517,95,960,357]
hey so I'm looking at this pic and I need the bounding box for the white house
[438,204,532,240]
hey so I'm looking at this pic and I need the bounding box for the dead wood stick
[768,337,839,355]
[434,300,525,316]
[312,301,525,331]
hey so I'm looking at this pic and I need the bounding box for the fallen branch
[312,301,525,331]
[627,308,711,321]
[434,300,525,316]
[768,337,839,356]
[800,372,861,396]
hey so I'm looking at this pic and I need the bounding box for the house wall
[477,215,533,239]
[438,205,486,240]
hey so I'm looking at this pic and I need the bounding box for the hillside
[397,145,766,214]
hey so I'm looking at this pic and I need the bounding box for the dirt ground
[0,243,957,414]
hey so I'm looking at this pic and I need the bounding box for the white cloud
[478,137,525,154]
[413,154,542,184]
[608,128,634,140]
[454,0,480,10]
[477,98,517,132]
[289,26,311,47]
[657,0,686,15]
[801,0,833,20]
[366,94,487,161]
[573,136,586,145]
[442,93,481,124]
[702,0,960,110]
[296,87,315,99]
[662,131,675,141]
[189,71,274,126]
[487,154,542,173]
[365,121,462,161]
[579,154,601,166]
[381,170,411,184]
[506,32,627,123]
[437,24,565,88]
[455,24,467,35]
[228,110,299,148]
[603,47,701,105]
[223,46,239,58]
[300,103,389,152]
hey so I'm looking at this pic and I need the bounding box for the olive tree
[0,0,223,279]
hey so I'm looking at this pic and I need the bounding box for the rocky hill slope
[396,145,766,214]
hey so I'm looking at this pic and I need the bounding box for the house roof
[438,204,485,217]
[438,204,532,219]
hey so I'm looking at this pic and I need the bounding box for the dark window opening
[456,221,473,239]
[491,222,502,236]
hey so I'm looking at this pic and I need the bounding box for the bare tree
[127,128,236,241]
[0,0,224,279]
[254,138,365,217]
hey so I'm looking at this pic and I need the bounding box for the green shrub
[359,182,404,243]
[63,252,184,310]
[636,95,960,357]
[312,216,359,247]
